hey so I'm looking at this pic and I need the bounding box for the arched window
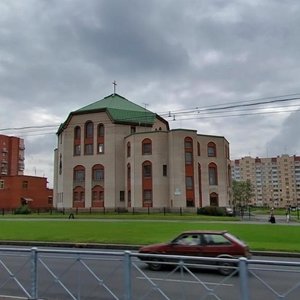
[91,185,104,207]
[97,123,104,137]
[74,126,81,156]
[73,186,85,202]
[184,137,193,149]
[208,162,218,185]
[143,161,152,178]
[84,121,94,155]
[97,123,104,154]
[85,121,93,138]
[92,164,104,182]
[142,138,152,155]
[74,126,81,140]
[184,137,193,165]
[207,142,217,157]
[73,165,85,184]
[210,192,219,206]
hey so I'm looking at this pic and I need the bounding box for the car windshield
[225,233,246,246]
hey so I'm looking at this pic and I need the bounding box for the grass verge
[0,219,299,252]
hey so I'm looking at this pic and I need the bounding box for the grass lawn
[0,219,299,252]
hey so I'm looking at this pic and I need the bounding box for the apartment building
[54,93,231,209]
[0,134,53,209]
[0,175,53,209]
[231,155,300,208]
[0,134,25,176]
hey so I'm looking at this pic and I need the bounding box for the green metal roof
[57,93,164,134]
[75,93,156,125]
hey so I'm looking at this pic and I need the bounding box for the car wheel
[148,258,163,271]
[218,261,235,276]
[217,256,236,276]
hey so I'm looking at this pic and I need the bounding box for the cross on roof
[112,80,117,95]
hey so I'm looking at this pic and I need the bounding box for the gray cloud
[1,0,300,186]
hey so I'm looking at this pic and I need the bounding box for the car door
[201,233,233,257]
[165,233,204,257]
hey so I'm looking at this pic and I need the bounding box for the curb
[0,241,299,258]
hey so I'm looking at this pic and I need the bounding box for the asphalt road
[0,247,299,300]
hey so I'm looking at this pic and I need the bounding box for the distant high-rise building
[231,155,300,208]
[0,135,25,176]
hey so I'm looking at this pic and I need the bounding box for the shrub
[197,206,226,216]
[15,205,31,215]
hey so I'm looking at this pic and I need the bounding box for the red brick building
[0,135,25,176]
[0,175,53,209]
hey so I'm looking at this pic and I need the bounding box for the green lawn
[0,219,299,253]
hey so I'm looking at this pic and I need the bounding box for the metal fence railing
[0,247,299,299]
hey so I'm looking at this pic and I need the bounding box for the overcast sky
[1,0,300,188]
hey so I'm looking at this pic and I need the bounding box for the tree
[232,179,254,208]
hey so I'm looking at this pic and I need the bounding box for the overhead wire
[1,93,300,136]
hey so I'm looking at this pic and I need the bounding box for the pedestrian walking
[285,207,291,223]
[269,213,276,224]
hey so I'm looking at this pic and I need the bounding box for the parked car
[138,230,251,275]
[225,207,234,216]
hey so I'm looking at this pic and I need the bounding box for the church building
[53,93,231,210]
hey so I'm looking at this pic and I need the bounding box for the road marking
[0,296,27,299]
[136,276,233,286]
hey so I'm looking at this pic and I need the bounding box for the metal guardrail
[0,247,299,299]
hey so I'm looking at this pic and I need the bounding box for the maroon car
[138,230,251,275]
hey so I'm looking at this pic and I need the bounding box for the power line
[1,94,300,136]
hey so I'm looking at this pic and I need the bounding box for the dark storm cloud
[1,0,300,184]
[266,109,300,156]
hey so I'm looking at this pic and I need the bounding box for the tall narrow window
[209,163,218,185]
[120,191,125,202]
[184,137,195,207]
[74,126,81,139]
[142,138,152,155]
[207,142,217,157]
[198,163,202,207]
[210,192,219,206]
[142,161,152,207]
[127,142,131,157]
[98,124,104,137]
[163,164,167,176]
[186,176,193,189]
[85,121,93,138]
[97,123,104,154]
[84,121,94,155]
[127,163,131,208]
[185,152,193,165]
[85,144,93,155]
[197,142,201,156]
[143,162,152,177]
[143,190,152,205]
[127,163,131,180]
[74,126,81,156]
